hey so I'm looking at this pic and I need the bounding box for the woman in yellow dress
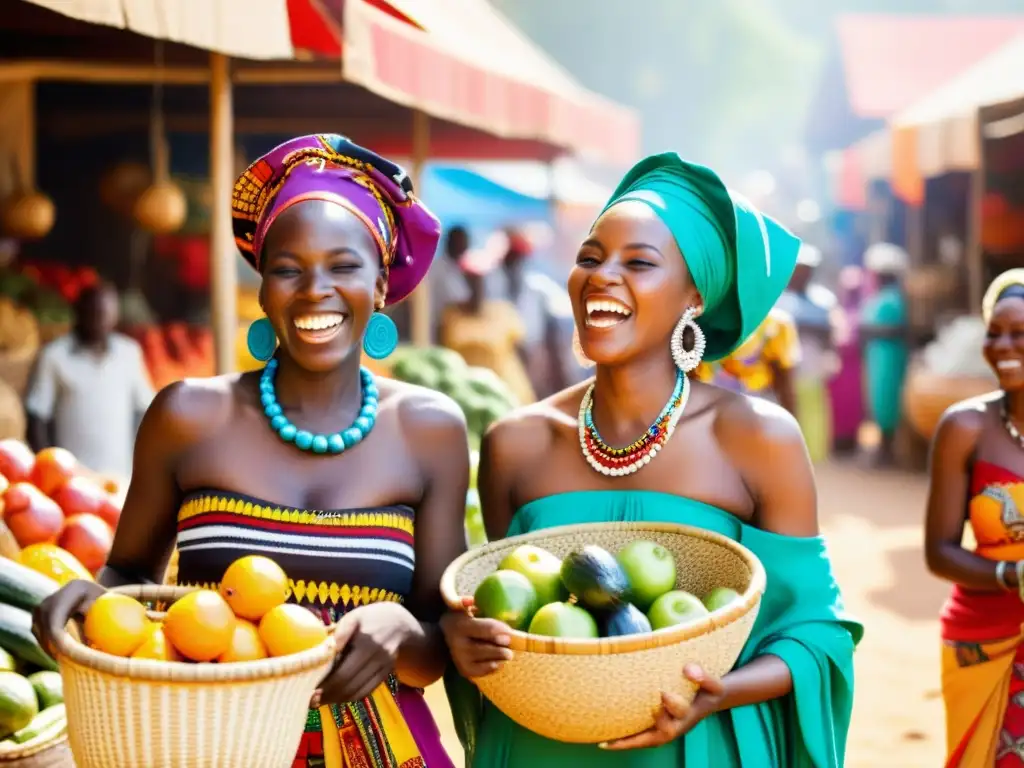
[692,306,800,415]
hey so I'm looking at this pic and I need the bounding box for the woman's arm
[715,400,821,708]
[923,404,1009,590]
[101,383,200,586]
[393,393,471,688]
[478,416,528,543]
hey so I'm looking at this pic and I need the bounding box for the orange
[217,619,268,663]
[163,590,236,662]
[218,555,288,621]
[258,604,328,657]
[84,593,151,657]
[131,624,182,662]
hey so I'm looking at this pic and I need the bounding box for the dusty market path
[424,461,946,767]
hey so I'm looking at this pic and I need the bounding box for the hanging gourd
[132,46,187,235]
[0,153,54,240]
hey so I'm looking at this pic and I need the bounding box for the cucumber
[0,605,56,672]
[11,703,65,744]
[0,559,59,612]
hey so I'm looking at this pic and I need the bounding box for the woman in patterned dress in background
[925,269,1024,766]
[33,135,468,768]
[691,305,801,416]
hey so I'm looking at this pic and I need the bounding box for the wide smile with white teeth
[293,312,346,342]
[997,359,1023,371]
[585,298,633,328]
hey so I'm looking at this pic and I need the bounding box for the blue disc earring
[247,317,277,362]
[362,312,398,360]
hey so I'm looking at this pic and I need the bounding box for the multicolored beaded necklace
[578,369,690,476]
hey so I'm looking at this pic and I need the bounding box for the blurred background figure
[828,265,868,456]
[439,230,536,405]
[860,243,910,467]
[24,282,154,478]
[501,226,574,398]
[431,225,472,342]
[777,243,838,463]
[693,306,801,415]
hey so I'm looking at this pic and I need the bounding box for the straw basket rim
[0,732,67,761]
[51,584,338,683]
[439,521,766,655]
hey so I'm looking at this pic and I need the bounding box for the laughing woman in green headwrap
[440,154,863,767]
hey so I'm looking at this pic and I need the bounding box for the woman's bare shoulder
[482,380,588,467]
[143,373,250,448]
[931,393,996,453]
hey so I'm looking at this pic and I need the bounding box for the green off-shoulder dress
[445,491,864,768]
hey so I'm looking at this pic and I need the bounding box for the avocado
[602,603,653,637]
[560,545,631,611]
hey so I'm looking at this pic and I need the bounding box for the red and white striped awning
[342,0,640,167]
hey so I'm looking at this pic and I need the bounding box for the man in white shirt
[25,283,155,479]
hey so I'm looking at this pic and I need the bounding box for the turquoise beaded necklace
[259,357,379,454]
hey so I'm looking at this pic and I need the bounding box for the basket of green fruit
[439,521,766,744]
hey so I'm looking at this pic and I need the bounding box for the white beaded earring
[572,326,595,369]
[671,307,706,373]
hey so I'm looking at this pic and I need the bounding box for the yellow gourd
[18,543,93,586]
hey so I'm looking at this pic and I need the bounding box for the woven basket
[0,734,75,767]
[439,521,766,744]
[51,585,338,768]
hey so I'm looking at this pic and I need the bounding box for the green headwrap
[601,153,801,361]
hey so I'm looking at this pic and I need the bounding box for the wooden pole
[408,109,431,347]
[209,53,236,375]
[967,109,986,313]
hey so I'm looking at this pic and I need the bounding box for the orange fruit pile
[82,555,328,663]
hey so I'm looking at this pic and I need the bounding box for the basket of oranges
[50,556,338,768]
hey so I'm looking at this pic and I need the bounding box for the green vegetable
[0,672,38,740]
[10,702,65,744]
[0,557,60,612]
[0,605,58,672]
[27,671,62,710]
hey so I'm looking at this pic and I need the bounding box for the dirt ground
[422,461,947,767]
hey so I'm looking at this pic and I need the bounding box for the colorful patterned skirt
[294,678,451,768]
[941,586,1024,766]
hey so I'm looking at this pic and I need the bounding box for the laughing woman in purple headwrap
[33,135,466,767]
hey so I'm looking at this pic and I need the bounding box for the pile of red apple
[0,439,121,573]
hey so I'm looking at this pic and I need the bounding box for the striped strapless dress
[174,489,453,768]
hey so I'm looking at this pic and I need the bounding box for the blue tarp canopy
[420,164,551,242]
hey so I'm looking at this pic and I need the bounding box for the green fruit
[26,671,63,710]
[473,570,538,631]
[498,545,568,607]
[527,602,599,639]
[616,540,677,611]
[0,672,38,739]
[0,648,15,674]
[702,587,742,612]
[647,590,710,631]
[560,545,630,611]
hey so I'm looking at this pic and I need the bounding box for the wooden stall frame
[972,94,1024,312]
[0,57,437,372]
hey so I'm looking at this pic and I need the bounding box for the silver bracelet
[996,560,1012,590]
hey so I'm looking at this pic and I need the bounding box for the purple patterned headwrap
[231,134,441,305]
